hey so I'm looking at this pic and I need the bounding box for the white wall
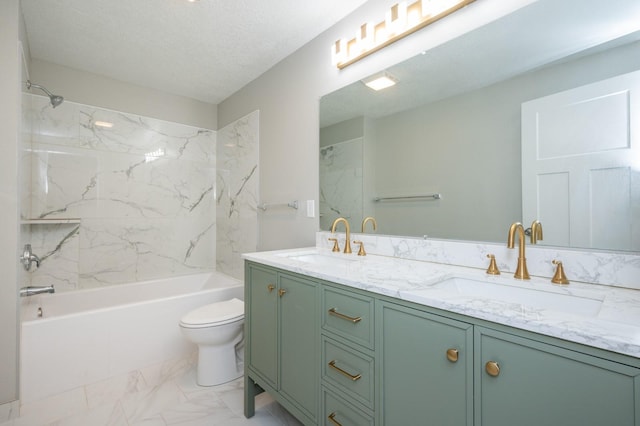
[29,59,217,130]
[371,40,640,241]
[0,0,20,405]
[218,0,535,251]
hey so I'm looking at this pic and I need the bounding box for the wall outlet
[306,200,315,218]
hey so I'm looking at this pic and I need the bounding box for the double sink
[277,250,605,318]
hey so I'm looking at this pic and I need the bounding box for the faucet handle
[20,244,41,271]
[353,240,366,256]
[486,254,500,275]
[328,238,340,252]
[551,260,569,285]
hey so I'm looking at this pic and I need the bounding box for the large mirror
[319,0,640,252]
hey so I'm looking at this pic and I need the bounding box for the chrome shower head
[49,95,64,108]
[26,80,64,108]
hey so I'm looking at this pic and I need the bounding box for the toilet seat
[180,298,244,328]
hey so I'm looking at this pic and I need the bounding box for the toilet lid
[180,298,244,326]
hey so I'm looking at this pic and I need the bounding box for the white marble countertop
[244,247,640,359]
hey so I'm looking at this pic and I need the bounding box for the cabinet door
[279,273,318,421]
[247,265,278,387]
[379,302,473,426]
[476,327,640,426]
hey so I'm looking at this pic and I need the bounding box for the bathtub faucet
[19,285,55,297]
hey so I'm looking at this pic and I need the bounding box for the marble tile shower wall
[216,111,259,279]
[22,94,218,290]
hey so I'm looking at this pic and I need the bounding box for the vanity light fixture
[93,120,114,129]
[362,72,398,91]
[332,0,476,69]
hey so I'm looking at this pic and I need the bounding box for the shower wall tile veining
[216,110,259,279]
[22,94,218,290]
[319,138,363,231]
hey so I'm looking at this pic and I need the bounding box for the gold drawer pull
[328,412,342,426]
[446,348,459,363]
[486,361,500,377]
[328,308,362,323]
[328,360,362,381]
[278,289,287,297]
[267,284,275,293]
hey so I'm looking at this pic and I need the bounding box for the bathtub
[20,271,243,403]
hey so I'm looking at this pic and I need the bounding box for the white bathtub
[20,272,243,403]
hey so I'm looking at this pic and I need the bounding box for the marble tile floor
[0,356,303,426]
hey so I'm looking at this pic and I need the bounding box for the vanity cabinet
[244,261,640,426]
[378,301,473,425]
[476,327,640,426]
[244,263,319,425]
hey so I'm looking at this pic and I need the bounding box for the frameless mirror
[319,0,640,252]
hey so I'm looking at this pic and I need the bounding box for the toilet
[179,298,245,386]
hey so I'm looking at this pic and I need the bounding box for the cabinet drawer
[322,337,374,409]
[323,286,374,349]
[323,388,374,426]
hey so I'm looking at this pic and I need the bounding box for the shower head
[26,80,64,108]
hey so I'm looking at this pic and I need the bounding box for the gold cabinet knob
[278,288,287,297]
[446,348,459,363]
[485,361,500,377]
[267,284,275,293]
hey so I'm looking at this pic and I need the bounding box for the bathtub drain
[37,307,43,318]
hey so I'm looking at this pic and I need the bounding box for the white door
[522,70,640,251]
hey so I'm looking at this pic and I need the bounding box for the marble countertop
[243,247,640,359]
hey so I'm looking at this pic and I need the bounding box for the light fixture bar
[334,0,476,69]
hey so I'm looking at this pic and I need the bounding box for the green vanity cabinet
[246,265,278,386]
[245,262,319,425]
[245,262,640,426]
[378,301,474,426]
[475,327,640,426]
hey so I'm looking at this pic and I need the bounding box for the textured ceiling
[20,0,369,104]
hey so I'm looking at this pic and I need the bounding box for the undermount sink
[433,277,604,317]
[277,250,359,266]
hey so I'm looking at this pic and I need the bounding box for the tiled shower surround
[22,94,258,290]
[216,111,259,279]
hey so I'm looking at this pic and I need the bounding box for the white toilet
[179,297,245,386]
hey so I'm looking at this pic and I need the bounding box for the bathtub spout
[19,285,55,297]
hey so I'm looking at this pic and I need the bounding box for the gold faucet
[361,216,377,233]
[530,220,543,244]
[331,217,352,254]
[507,222,530,280]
